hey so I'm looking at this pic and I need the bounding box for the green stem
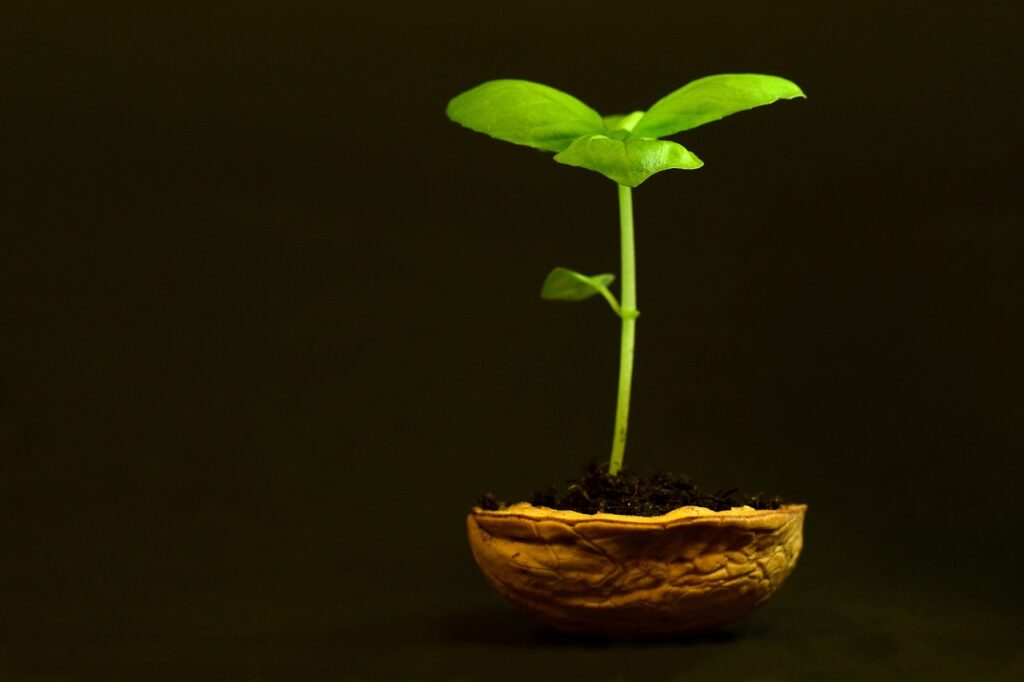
[609,184,637,476]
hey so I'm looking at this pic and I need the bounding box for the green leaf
[446,79,604,153]
[630,74,805,140]
[554,135,703,187]
[541,267,615,302]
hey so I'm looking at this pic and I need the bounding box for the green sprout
[447,74,804,476]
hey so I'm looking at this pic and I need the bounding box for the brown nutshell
[467,502,806,637]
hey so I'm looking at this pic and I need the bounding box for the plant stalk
[609,184,637,476]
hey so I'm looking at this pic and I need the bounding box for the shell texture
[467,502,806,637]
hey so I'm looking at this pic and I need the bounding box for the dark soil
[478,461,786,516]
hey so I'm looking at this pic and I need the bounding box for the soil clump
[478,462,785,516]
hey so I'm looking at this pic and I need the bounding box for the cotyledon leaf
[446,79,605,153]
[631,74,805,140]
[541,267,615,302]
[554,135,703,187]
[447,74,801,185]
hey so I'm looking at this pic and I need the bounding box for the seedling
[447,74,804,476]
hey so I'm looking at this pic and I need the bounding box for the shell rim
[470,501,807,527]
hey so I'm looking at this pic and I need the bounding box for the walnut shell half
[467,502,806,637]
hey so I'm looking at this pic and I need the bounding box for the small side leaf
[554,135,703,187]
[446,79,605,153]
[543,267,625,317]
[541,267,615,301]
[631,74,805,140]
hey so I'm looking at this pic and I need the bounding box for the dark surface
[2,1,1023,680]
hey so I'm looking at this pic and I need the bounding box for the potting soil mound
[478,462,785,516]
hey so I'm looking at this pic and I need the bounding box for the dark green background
[2,1,1022,679]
